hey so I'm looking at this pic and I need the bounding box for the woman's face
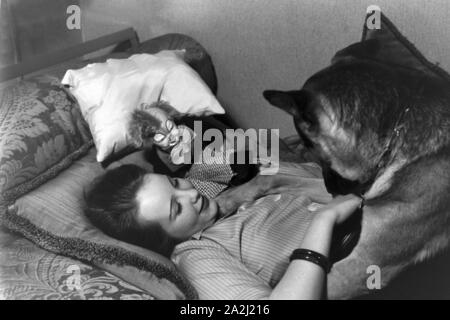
[135,174,219,241]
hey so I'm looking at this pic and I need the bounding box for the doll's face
[145,107,180,149]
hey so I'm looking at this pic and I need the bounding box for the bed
[0,28,305,300]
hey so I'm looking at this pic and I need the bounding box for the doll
[129,101,195,166]
[129,100,260,183]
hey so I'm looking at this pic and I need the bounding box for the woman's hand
[314,194,362,225]
[270,194,362,300]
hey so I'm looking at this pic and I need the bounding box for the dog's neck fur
[362,106,411,199]
[363,158,407,199]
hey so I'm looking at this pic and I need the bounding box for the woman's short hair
[84,164,176,256]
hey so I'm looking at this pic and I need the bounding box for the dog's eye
[301,112,315,126]
[299,110,319,133]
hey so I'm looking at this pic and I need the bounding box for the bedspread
[0,226,155,300]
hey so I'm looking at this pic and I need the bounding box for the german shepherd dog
[217,14,450,299]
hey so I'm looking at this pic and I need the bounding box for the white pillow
[61,50,225,162]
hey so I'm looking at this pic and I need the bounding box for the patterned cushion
[0,75,92,212]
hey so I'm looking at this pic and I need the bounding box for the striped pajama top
[171,162,332,300]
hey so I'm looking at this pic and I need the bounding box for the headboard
[0,27,139,82]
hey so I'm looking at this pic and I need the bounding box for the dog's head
[264,14,450,195]
[263,73,388,195]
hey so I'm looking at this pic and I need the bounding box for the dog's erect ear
[331,39,381,64]
[332,11,441,77]
[263,90,308,117]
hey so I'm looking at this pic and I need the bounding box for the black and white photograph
[1,0,450,306]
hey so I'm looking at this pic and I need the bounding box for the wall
[81,0,450,138]
[7,0,81,60]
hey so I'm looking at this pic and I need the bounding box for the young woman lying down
[85,162,361,300]
[83,106,361,299]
